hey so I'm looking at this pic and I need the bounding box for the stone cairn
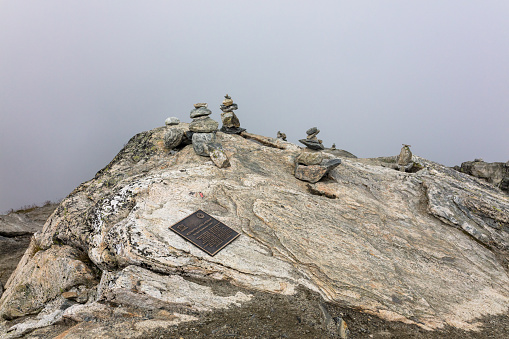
[189,103,230,168]
[277,131,287,141]
[396,144,413,172]
[220,94,245,134]
[294,127,341,183]
[298,127,325,150]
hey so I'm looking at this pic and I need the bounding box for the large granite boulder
[456,160,509,193]
[1,126,509,338]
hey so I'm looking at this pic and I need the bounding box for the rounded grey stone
[163,128,184,149]
[192,132,216,156]
[306,127,319,135]
[165,117,180,126]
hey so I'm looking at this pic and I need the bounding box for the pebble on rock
[165,117,180,126]
[209,144,230,168]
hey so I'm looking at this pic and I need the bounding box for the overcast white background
[1,1,508,213]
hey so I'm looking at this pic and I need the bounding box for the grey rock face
[457,160,509,193]
[192,132,216,156]
[163,128,184,149]
[190,107,212,119]
[164,117,180,126]
[189,117,219,133]
[1,127,509,336]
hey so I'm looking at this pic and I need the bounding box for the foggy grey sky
[1,1,508,213]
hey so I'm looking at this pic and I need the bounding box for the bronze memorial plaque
[169,210,240,256]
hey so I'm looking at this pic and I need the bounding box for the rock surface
[0,204,57,287]
[1,127,509,338]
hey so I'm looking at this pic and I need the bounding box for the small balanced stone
[306,127,319,139]
[222,94,234,107]
[194,103,208,108]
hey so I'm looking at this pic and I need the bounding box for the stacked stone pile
[220,94,245,134]
[189,103,219,156]
[277,131,287,141]
[299,127,325,150]
[295,127,341,183]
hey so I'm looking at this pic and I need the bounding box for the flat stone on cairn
[220,94,246,134]
[189,117,219,133]
[190,106,212,119]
